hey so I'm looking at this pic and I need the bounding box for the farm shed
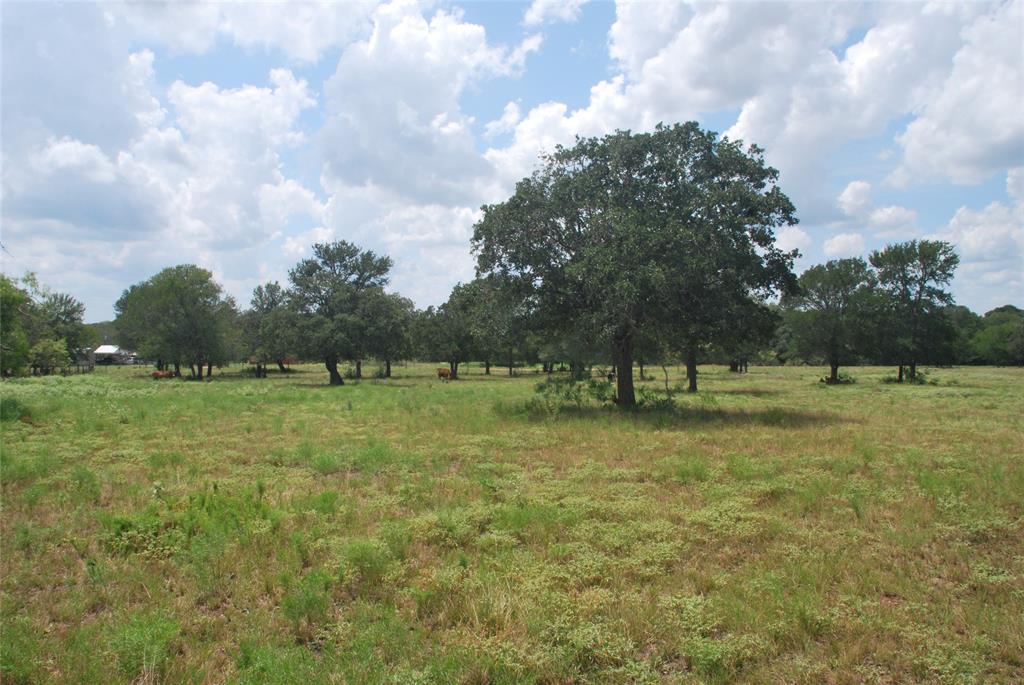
[93,344,136,365]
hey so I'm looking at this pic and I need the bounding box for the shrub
[108,610,179,681]
[28,338,71,374]
[281,570,333,634]
[535,376,587,410]
[342,538,394,589]
[0,397,30,422]
[235,643,320,685]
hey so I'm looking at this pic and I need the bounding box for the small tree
[467,275,529,377]
[782,258,876,384]
[359,288,415,378]
[869,240,959,382]
[15,273,89,361]
[241,282,300,377]
[414,285,478,380]
[29,338,71,375]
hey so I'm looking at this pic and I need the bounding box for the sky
[1,0,1022,322]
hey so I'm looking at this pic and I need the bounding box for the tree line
[2,122,1021,397]
[1,273,92,375]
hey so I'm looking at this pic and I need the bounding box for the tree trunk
[508,359,514,377]
[571,359,586,381]
[385,359,391,378]
[909,361,917,383]
[484,360,491,375]
[829,361,839,384]
[743,360,749,373]
[189,364,197,379]
[613,332,636,407]
[157,359,164,371]
[173,362,180,377]
[729,360,739,373]
[546,362,553,374]
[326,357,344,385]
[207,362,212,378]
[355,359,362,379]
[686,349,698,393]
[897,365,904,383]
[639,361,645,379]
[449,360,459,380]
[277,360,287,373]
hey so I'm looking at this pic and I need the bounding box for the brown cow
[152,370,175,379]
[436,367,451,381]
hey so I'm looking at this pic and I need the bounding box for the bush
[281,570,333,634]
[0,397,30,422]
[637,384,675,410]
[342,538,394,589]
[535,376,586,409]
[28,338,70,374]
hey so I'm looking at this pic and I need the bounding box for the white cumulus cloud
[823,233,866,257]
[838,181,872,217]
[524,0,590,27]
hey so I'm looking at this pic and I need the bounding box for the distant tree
[782,258,876,384]
[473,122,798,405]
[28,338,71,375]
[115,265,238,378]
[414,285,477,379]
[40,292,89,358]
[714,299,780,375]
[869,240,959,382]
[466,275,529,377]
[85,320,119,346]
[16,273,89,360]
[0,275,30,376]
[358,288,415,378]
[241,282,300,377]
[941,305,983,364]
[288,241,392,385]
[970,306,1024,365]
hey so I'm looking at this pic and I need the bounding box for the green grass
[1,363,1022,683]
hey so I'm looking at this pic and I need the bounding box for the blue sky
[2,0,1021,321]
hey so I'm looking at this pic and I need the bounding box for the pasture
[1,364,1022,684]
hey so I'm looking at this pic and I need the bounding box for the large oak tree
[288,241,392,385]
[473,122,798,405]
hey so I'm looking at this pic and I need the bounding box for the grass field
[2,363,1022,684]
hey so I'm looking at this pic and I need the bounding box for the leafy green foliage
[114,264,237,374]
[288,241,392,384]
[28,338,71,373]
[869,240,959,379]
[782,258,876,382]
[0,396,31,422]
[0,275,30,375]
[473,122,799,404]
